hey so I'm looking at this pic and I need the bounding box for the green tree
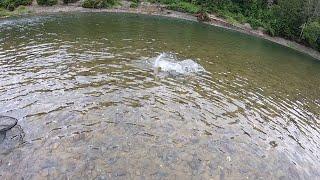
[270,0,305,39]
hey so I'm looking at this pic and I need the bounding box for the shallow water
[0,13,319,179]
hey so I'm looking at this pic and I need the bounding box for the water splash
[154,53,165,68]
[153,53,204,74]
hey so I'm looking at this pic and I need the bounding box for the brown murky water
[0,13,319,179]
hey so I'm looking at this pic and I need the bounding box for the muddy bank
[0,1,310,60]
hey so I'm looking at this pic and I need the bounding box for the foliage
[0,5,30,17]
[270,0,304,39]
[130,2,138,8]
[0,7,9,16]
[130,2,137,8]
[37,0,57,6]
[130,0,138,8]
[303,21,320,50]
[0,0,32,10]
[151,0,175,5]
[63,0,79,4]
[81,0,117,8]
[167,1,200,14]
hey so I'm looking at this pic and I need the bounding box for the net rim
[0,115,18,133]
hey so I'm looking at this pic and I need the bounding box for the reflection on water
[0,13,319,179]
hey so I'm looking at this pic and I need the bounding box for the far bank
[1,1,320,61]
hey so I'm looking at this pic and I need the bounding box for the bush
[130,0,138,8]
[264,22,275,36]
[130,2,138,8]
[37,0,57,6]
[63,0,79,4]
[81,0,117,8]
[155,0,176,5]
[234,13,246,24]
[303,21,320,51]
[0,7,10,15]
[269,0,305,39]
[167,2,200,14]
[246,17,263,29]
[0,0,32,10]
[0,5,30,16]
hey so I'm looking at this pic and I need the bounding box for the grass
[0,6,31,18]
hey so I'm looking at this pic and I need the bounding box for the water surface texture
[0,13,320,179]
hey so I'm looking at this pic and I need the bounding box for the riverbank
[2,1,320,60]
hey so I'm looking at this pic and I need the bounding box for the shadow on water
[0,12,319,179]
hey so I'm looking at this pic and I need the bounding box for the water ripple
[0,13,319,179]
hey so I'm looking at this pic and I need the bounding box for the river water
[0,13,319,179]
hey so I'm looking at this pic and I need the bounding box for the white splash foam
[153,53,204,74]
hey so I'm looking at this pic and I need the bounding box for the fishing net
[0,116,17,143]
[0,116,17,133]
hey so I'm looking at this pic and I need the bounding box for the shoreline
[2,2,320,60]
